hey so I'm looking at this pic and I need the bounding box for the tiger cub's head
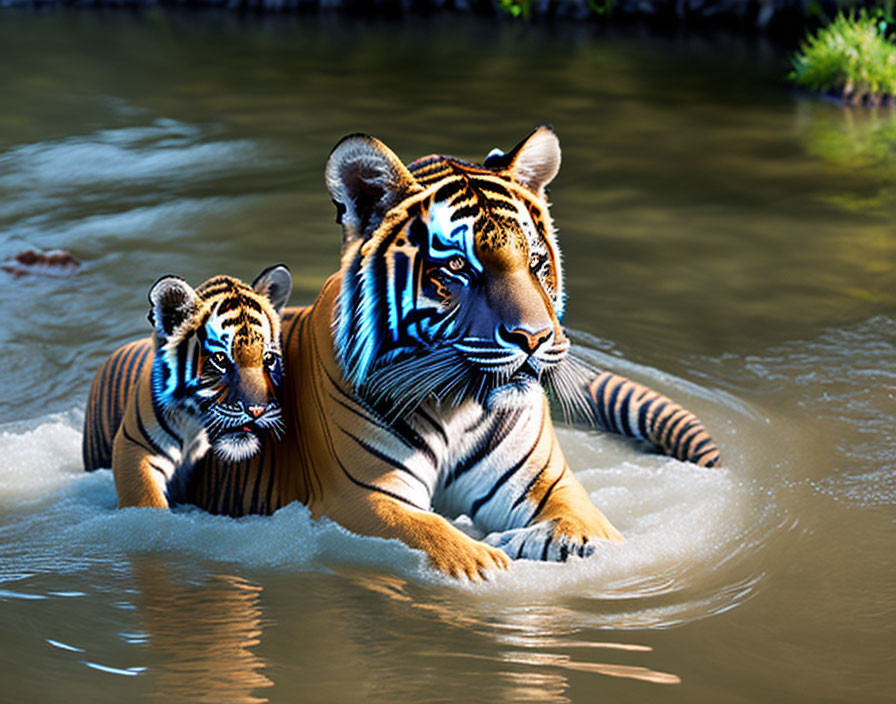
[148,265,293,462]
[326,127,571,415]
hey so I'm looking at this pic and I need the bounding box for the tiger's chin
[486,375,542,411]
[212,430,261,463]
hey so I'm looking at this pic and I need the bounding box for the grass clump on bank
[791,12,896,106]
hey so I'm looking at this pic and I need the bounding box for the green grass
[791,12,896,106]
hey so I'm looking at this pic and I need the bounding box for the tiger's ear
[148,276,198,340]
[500,125,561,199]
[252,264,293,314]
[326,134,421,248]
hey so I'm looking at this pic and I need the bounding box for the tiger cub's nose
[247,405,265,419]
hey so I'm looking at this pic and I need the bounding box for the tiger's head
[326,127,572,416]
[148,265,293,462]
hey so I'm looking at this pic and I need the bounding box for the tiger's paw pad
[484,521,600,563]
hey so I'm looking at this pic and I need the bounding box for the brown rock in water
[1,248,81,278]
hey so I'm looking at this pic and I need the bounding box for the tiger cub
[82,266,292,509]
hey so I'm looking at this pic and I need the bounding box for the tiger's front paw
[426,534,511,581]
[485,516,623,563]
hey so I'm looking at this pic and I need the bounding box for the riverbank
[0,0,832,44]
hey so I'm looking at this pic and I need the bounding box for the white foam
[0,412,85,507]
[0,411,762,627]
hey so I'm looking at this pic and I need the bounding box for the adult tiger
[82,266,293,508]
[85,128,721,578]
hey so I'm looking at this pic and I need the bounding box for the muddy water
[0,11,893,704]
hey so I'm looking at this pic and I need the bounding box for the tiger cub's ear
[499,125,561,200]
[148,276,198,340]
[326,134,422,248]
[252,264,293,314]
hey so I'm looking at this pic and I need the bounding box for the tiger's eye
[209,351,229,369]
[447,255,465,272]
[529,253,541,270]
[263,352,277,367]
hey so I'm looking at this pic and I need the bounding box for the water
[1,10,894,703]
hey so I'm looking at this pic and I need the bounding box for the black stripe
[87,406,106,470]
[512,436,553,510]
[464,409,489,434]
[692,447,720,466]
[469,452,528,519]
[663,413,691,447]
[147,459,168,476]
[617,384,634,437]
[327,391,395,438]
[449,203,479,222]
[176,341,188,396]
[121,425,157,457]
[433,179,466,204]
[415,407,449,446]
[198,281,235,297]
[335,423,429,490]
[391,418,437,467]
[333,452,426,511]
[636,393,655,439]
[134,399,171,461]
[540,534,553,561]
[592,375,613,431]
[107,347,130,446]
[123,342,150,403]
[530,473,563,523]
[470,421,544,519]
[605,381,623,434]
[677,425,703,459]
[136,340,152,381]
[471,180,513,200]
[688,437,713,457]
[651,405,677,445]
[444,408,522,488]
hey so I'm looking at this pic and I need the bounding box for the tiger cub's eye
[529,253,541,270]
[263,352,278,367]
[447,255,466,272]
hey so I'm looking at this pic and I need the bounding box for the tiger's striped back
[83,338,152,472]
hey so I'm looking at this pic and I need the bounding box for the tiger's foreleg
[483,459,623,562]
[111,428,172,509]
[324,490,510,580]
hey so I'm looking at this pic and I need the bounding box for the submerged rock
[1,249,81,278]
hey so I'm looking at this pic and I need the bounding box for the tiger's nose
[500,325,553,354]
[247,405,265,419]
